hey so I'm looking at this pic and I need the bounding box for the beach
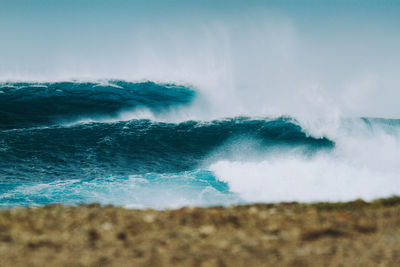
[0,197,399,266]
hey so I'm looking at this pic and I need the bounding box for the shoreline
[0,197,399,266]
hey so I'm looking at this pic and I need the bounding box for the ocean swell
[0,80,194,130]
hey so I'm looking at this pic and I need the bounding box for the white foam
[209,119,400,202]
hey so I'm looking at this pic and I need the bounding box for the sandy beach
[0,197,399,266]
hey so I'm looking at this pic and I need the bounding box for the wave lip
[0,80,194,130]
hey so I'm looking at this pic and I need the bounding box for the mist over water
[1,0,400,207]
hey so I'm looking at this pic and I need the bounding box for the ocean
[0,80,399,208]
[1,0,400,208]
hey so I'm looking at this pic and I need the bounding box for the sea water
[1,0,400,208]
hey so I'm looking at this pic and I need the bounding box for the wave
[0,117,333,184]
[1,114,400,207]
[0,80,194,130]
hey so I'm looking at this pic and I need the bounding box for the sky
[1,0,400,118]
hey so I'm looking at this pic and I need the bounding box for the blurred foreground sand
[0,197,399,266]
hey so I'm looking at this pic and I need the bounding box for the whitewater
[1,0,400,208]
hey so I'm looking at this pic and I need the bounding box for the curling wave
[0,117,333,184]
